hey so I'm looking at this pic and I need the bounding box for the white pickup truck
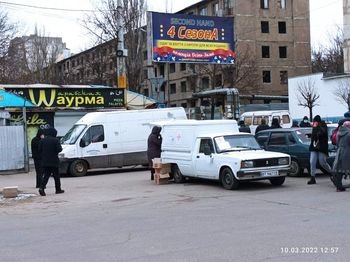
[153,120,291,190]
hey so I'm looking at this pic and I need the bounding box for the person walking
[255,118,269,134]
[31,128,44,188]
[147,126,162,181]
[332,121,350,192]
[308,115,333,185]
[271,118,282,129]
[38,127,64,196]
[299,116,311,127]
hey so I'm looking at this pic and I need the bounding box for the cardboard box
[152,158,161,168]
[2,186,18,198]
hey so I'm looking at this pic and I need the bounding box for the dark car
[255,128,337,176]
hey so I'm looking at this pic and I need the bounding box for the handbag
[313,140,320,149]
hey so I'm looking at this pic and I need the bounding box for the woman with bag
[308,115,333,185]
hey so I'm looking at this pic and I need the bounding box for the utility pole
[116,0,128,105]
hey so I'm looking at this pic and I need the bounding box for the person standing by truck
[147,126,162,181]
[38,127,64,196]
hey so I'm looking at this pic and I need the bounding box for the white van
[240,110,292,134]
[152,120,290,189]
[59,107,187,176]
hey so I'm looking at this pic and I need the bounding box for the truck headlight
[241,160,254,168]
[278,157,289,165]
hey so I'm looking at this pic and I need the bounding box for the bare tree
[312,27,344,73]
[82,0,146,91]
[296,78,320,120]
[334,79,350,110]
[0,9,17,82]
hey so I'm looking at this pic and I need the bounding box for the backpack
[331,126,339,145]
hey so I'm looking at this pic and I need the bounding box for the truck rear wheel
[269,177,285,186]
[172,165,185,183]
[220,167,239,190]
[69,160,88,177]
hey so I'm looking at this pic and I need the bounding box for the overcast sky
[2,0,343,53]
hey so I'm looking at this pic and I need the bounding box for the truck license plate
[261,170,279,177]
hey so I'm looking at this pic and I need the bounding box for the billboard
[5,87,125,108]
[150,12,235,64]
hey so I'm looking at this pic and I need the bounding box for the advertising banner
[5,87,125,108]
[151,12,235,64]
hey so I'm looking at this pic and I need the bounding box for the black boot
[38,188,46,196]
[56,189,65,194]
[151,173,154,181]
[307,177,316,185]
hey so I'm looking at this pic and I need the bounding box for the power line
[0,1,94,12]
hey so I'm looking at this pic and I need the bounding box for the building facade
[344,0,350,73]
[54,0,312,116]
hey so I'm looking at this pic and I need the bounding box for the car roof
[255,127,312,134]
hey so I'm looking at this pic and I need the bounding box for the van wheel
[172,165,184,183]
[288,159,302,177]
[220,167,239,190]
[69,160,88,177]
[269,177,285,186]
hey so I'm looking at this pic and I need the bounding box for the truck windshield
[214,135,261,153]
[60,124,86,145]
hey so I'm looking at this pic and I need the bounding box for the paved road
[1,169,350,262]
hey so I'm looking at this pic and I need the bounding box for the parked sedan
[255,128,337,176]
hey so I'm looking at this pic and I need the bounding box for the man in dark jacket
[147,126,162,181]
[255,119,269,134]
[308,115,333,185]
[299,116,311,127]
[31,128,44,188]
[38,127,64,196]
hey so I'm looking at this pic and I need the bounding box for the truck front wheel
[220,167,239,190]
[69,160,88,177]
[172,165,185,183]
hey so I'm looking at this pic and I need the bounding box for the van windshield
[61,124,86,145]
[214,135,261,153]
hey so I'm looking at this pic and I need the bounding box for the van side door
[195,138,217,179]
[79,125,108,169]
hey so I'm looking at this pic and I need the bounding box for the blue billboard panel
[151,12,235,64]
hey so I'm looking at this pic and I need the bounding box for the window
[262,46,270,58]
[278,21,286,34]
[269,133,286,146]
[143,51,147,60]
[160,65,165,76]
[199,7,208,16]
[261,21,269,33]
[143,69,148,79]
[215,74,222,86]
[199,138,214,153]
[212,3,219,16]
[170,63,176,73]
[279,46,287,58]
[170,83,176,94]
[154,68,158,77]
[282,114,291,124]
[180,63,186,71]
[202,77,210,89]
[262,71,271,83]
[280,71,288,84]
[181,81,187,92]
[279,0,286,9]
[81,125,105,146]
[260,0,269,9]
[110,61,113,70]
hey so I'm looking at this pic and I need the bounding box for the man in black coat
[38,127,64,196]
[147,126,162,181]
[31,128,44,188]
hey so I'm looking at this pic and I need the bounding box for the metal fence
[0,126,24,171]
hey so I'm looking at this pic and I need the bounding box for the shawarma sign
[5,87,125,108]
